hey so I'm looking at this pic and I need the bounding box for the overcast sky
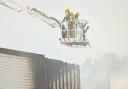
[0,0,128,64]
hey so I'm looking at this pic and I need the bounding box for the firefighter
[62,7,70,38]
[63,7,70,22]
[75,11,80,28]
[69,12,75,27]
[69,12,75,38]
[75,11,80,20]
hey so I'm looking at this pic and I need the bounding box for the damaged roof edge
[0,47,68,64]
[0,47,45,59]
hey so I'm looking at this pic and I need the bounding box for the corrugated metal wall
[0,53,35,89]
[0,48,80,89]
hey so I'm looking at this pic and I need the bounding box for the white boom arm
[0,0,61,28]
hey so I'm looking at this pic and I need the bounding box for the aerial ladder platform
[0,0,90,47]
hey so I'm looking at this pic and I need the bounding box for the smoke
[81,53,128,89]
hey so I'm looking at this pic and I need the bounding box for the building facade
[0,48,80,89]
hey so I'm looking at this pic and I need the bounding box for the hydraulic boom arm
[0,0,61,28]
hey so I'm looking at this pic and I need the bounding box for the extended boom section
[0,0,90,47]
[0,0,61,28]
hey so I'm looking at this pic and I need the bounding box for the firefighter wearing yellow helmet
[75,11,80,20]
[74,11,80,30]
[63,7,70,21]
[69,12,75,25]
[69,12,75,38]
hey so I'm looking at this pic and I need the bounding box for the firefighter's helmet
[75,11,80,15]
[64,7,69,11]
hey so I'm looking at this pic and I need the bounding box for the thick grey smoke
[81,53,128,89]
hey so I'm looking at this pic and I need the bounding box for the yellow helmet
[75,11,80,15]
[64,7,69,11]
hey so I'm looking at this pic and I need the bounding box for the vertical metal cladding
[0,50,35,89]
[44,61,80,89]
[0,48,80,89]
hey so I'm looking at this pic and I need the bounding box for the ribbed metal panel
[0,48,80,89]
[0,53,35,89]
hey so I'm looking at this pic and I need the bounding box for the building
[0,48,80,89]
